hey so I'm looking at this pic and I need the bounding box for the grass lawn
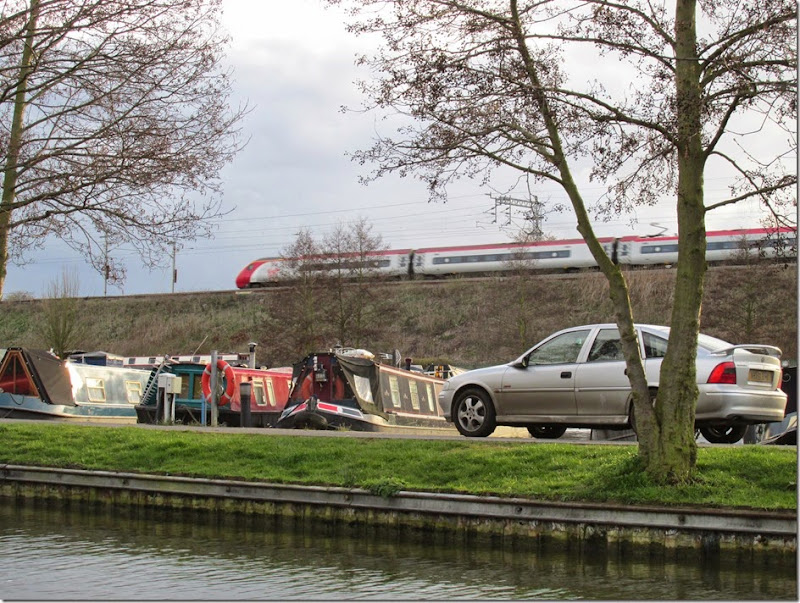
[0,423,795,511]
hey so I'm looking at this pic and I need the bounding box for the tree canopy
[328,0,797,482]
[0,0,247,296]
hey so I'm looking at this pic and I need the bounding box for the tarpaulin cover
[18,348,75,406]
[335,353,386,419]
[336,352,445,418]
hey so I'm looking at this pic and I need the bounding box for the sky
[3,0,778,298]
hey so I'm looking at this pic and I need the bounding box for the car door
[574,328,631,417]
[497,329,591,418]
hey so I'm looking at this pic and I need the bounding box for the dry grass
[0,264,795,368]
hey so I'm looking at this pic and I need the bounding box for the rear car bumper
[696,388,788,424]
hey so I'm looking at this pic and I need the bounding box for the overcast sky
[3,0,773,298]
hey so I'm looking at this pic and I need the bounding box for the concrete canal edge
[0,464,795,558]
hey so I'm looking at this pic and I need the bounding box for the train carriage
[235,227,796,288]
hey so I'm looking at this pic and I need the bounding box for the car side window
[587,329,623,362]
[643,332,668,358]
[527,330,591,365]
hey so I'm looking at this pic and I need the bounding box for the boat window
[352,375,373,402]
[86,378,106,402]
[125,381,143,404]
[389,375,401,408]
[191,374,203,400]
[266,379,276,406]
[0,355,33,395]
[409,381,420,411]
[426,383,436,413]
[253,380,267,406]
[148,357,156,364]
[177,377,188,399]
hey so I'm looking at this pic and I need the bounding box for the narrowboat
[0,347,152,422]
[275,349,457,434]
[134,358,293,427]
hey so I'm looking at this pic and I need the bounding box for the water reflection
[0,498,795,600]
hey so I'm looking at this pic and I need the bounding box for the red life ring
[201,359,236,407]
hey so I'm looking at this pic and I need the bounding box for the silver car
[439,324,788,443]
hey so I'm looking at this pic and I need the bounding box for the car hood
[446,363,510,388]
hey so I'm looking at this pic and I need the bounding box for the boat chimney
[248,342,258,369]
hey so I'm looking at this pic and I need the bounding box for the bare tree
[39,267,84,358]
[0,0,247,298]
[282,229,325,356]
[321,217,388,346]
[327,0,796,482]
[502,230,551,349]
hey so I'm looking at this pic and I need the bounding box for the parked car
[439,324,787,443]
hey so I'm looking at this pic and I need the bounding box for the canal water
[0,498,795,600]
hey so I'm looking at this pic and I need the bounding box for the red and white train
[235,227,796,289]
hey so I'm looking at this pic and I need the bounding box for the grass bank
[1,265,795,368]
[0,423,795,511]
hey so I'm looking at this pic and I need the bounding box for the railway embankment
[0,264,795,369]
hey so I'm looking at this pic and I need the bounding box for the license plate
[748,369,772,384]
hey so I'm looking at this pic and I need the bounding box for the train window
[707,241,741,251]
[532,250,570,260]
[432,250,571,266]
[640,244,679,254]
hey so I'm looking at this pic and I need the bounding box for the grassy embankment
[0,264,795,369]
[0,423,795,511]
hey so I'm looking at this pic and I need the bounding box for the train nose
[235,269,251,289]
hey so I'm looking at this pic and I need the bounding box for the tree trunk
[646,0,706,482]
[0,0,39,299]
[509,0,657,471]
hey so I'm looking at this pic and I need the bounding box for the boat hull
[135,402,282,428]
[0,393,137,422]
[276,398,456,435]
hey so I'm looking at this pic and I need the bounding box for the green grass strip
[0,423,795,510]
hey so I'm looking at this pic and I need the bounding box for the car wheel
[453,388,496,437]
[628,389,657,435]
[527,425,568,439]
[699,425,747,444]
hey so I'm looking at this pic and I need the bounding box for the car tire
[628,389,657,435]
[453,388,497,437]
[699,425,748,444]
[527,425,568,439]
